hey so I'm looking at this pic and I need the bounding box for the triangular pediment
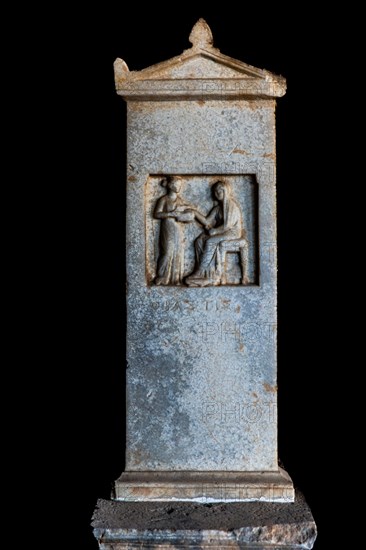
[114,19,286,98]
[167,54,256,79]
[133,51,264,81]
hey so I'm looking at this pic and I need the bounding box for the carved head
[161,176,182,194]
[213,180,230,201]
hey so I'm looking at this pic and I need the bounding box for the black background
[48,6,346,549]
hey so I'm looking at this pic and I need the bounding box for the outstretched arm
[181,204,221,228]
[208,225,229,236]
[175,202,209,226]
[192,210,209,227]
[203,205,221,230]
[154,197,177,220]
[182,208,212,227]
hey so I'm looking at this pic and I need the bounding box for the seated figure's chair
[219,238,249,285]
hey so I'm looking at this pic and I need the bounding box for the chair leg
[240,246,249,284]
[221,250,226,284]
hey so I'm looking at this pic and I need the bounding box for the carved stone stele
[92,19,317,550]
[114,19,289,501]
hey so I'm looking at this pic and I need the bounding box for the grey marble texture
[91,18,317,550]
[113,18,293,502]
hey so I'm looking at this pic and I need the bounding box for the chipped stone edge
[93,524,317,549]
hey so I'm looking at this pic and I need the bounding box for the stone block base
[92,490,316,549]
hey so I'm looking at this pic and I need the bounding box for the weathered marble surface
[93,491,317,549]
[114,20,288,489]
[92,17,317,550]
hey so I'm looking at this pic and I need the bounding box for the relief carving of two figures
[154,176,249,287]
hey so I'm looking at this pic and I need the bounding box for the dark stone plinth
[92,490,316,549]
